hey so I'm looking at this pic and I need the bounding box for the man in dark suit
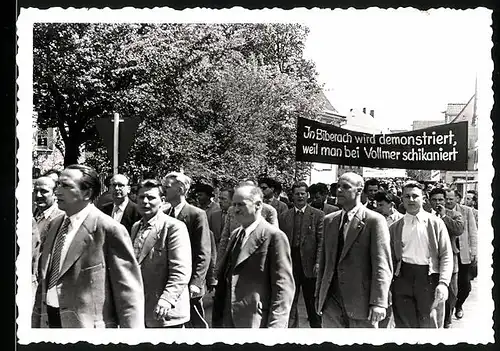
[163,171,211,328]
[309,182,339,215]
[279,181,324,328]
[132,179,192,328]
[363,178,380,210]
[194,183,220,219]
[315,172,392,328]
[208,187,234,248]
[32,217,41,308]
[101,174,141,235]
[213,184,295,328]
[259,177,289,216]
[32,164,144,328]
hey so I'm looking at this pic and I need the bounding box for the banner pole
[113,112,120,175]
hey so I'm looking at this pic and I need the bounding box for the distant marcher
[429,187,464,328]
[194,183,220,219]
[33,176,64,247]
[259,177,289,215]
[374,191,404,227]
[101,174,141,235]
[95,174,114,209]
[363,178,380,210]
[309,183,339,215]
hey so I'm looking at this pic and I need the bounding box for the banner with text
[296,117,468,171]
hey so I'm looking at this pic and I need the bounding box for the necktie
[336,213,348,265]
[292,211,304,247]
[133,222,150,259]
[112,206,120,220]
[47,217,71,290]
[34,209,44,223]
[168,207,175,218]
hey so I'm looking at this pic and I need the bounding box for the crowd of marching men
[31,165,478,329]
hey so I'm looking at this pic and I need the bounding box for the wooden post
[113,112,120,175]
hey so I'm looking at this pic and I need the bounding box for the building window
[37,129,49,149]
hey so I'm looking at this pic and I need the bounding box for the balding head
[336,172,364,211]
[33,176,57,211]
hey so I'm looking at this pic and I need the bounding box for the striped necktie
[47,217,71,290]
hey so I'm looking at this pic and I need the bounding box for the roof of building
[412,120,444,130]
[319,90,338,113]
[443,103,467,116]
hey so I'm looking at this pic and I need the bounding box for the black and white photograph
[16,6,494,345]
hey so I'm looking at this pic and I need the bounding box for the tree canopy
[33,23,326,188]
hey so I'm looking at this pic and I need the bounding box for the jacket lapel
[234,222,266,268]
[339,207,365,261]
[59,209,96,278]
[137,214,163,264]
[301,206,312,242]
[40,214,64,279]
[326,212,342,269]
[283,209,293,242]
[392,219,404,260]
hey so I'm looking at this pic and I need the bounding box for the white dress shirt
[46,203,93,308]
[340,203,363,240]
[111,197,129,223]
[401,211,432,267]
[238,216,262,248]
[170,200,187,218]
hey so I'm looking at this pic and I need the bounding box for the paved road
[202,277,478,328]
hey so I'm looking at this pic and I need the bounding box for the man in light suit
[213,184,295,328]
[215,181,279,274]
[390,181,453,328]
[315,172,392,328]
[279,181,324,328]
[101,174,142,235]
[445,189,477,320]
[308,183,339,215]
[132,179,192,328]
[32,164,144,328]
[163,172,211,328]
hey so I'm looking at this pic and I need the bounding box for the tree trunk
[63,138,81,167]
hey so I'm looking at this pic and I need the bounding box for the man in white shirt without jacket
[389,181,453,328]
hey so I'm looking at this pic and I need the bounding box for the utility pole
[112,112,124,175]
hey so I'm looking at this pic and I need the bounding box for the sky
[302,8,493,130]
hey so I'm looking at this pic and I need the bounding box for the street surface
[202,278,479,328]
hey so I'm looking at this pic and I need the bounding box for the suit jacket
[215,203,279,275]
[101,200,142,235]
[34,203,64,251]
[268,198,289,216]
[205,201,220,220]
[208,208,226,246]
[131,211,192,327]
[315,206,393,320]
[213,219,295,328]
[453,204,477,264]
[164,203,211,297]
[278,205,324,278]
[32,206,145,328]
[389,213,453,287]
[441,208,465,273]
[323,203,339,215]
[32,218,40,307]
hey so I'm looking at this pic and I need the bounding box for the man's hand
[367,306,386,325]
[435,283,449,303]
[436,205,446,217]
[207,284,216,293]
[190,284,201,298]
[313,264,319,277]
[470,254,477,264]
[154,299,172,320]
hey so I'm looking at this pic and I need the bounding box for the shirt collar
[173,199,187,214]
[342,203,362,221]
[240,216,262,236]
[404,210,428,224]
[42,202,59,218]
[141,210,161,228]
[65,203,93,229]
[114,197,129,212]
[295,205,307,213]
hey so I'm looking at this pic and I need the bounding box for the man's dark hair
[42,168,61,177]
[429,187,447,199]
[258,177,277,190]
[329,182,337,196]
[291,181,309,193]
[194,183,214,197]
[364,178,380,193]
[65,164,101,201]
[309,183,329,195]
[373,190,395,204]
[138,179,164,196]
[219,187,235,199]
[453,190,463,199]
